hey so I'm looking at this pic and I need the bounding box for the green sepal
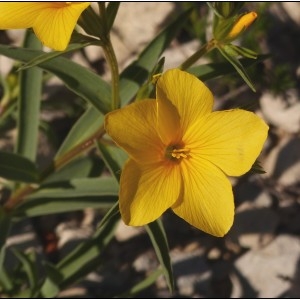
[208,2,245,19]
[224,44,258,59]
[250,160,266,174]
[213,15,237,42]
[78,6,104,39]
[135,56,165,101]
[106,2,121,32]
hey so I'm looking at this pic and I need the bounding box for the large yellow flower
[105,69,268,237]
[0,2,90,51]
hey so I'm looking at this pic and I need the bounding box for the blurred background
[0,2,300,297]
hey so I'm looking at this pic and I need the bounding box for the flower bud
[227,12,257,40]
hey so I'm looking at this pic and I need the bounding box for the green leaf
[56,106,104,158]
[96,201,119,229]
[0,210,13,293]
[11,249,38,296]
[0,209,11,256]
[217,45,256,92]
[116,268,163,298]
[40,262,63,298]
[96,141,128,182]
[146,219,174,293]
[0,151,39,183]
[119,9,191,105]
[106,2,120,31]
[15,30,43,162]
[188,54,270,81]
[18,42,93,71]
[55,209,120,290]
[44,155,104,185]
[29,177,118,198]
[0,45,111,114]
[15,177,118,217]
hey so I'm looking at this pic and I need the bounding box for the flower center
[165,144,190,161]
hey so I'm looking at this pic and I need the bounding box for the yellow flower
[105,69,268,237]
[0,2,90,51]
[227,12,258,40]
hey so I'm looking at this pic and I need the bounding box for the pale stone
[260,90,300,134]
[282,2,300,26]
[115,220,144,242]
[234,235,300,297]
[227,201,279,250]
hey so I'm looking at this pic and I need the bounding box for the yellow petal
[33,2,90,51]
[156,69,213,134]
[157,92,182,145]
[0,2,43,28]
[184,109,269,176]
[119,159,182,226]
[172,157,234,237]
[105,100,164,164]
[0,2,89,50]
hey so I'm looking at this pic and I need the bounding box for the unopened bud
[227,12,257,39]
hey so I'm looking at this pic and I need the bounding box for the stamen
[171,148,190,159]
[165,145,190,161]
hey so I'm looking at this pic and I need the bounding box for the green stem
[98,2,120,110]
[179,39,217,70]
[102,39,120,110]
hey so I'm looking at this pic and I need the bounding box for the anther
[171,148,190,159]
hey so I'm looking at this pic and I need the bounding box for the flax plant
[0,2,268,297]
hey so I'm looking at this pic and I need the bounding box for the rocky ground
[1,2,300,298]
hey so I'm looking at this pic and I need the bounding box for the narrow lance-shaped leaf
[0,44,111,114]
[0,151,39,183]
[117,268,163,298]
[188,54,270,82]
[40,262,63,298]
[18,42,95,71]
[15,30,43,162]
[55,106,104,158]
[0,209,13,293]
[217,45,256,92]
[146,219,174,292]
[224,44,258,59]
[96,140,128,183]
[14,177,118,217]
[11,249,39,296]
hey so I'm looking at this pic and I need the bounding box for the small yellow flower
[0,2,90,51]
[105,69,268,237]
[227,12,258,40]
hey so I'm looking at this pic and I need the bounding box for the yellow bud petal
[228,12,257,39]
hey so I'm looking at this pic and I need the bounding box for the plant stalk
[179,39,217,70]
